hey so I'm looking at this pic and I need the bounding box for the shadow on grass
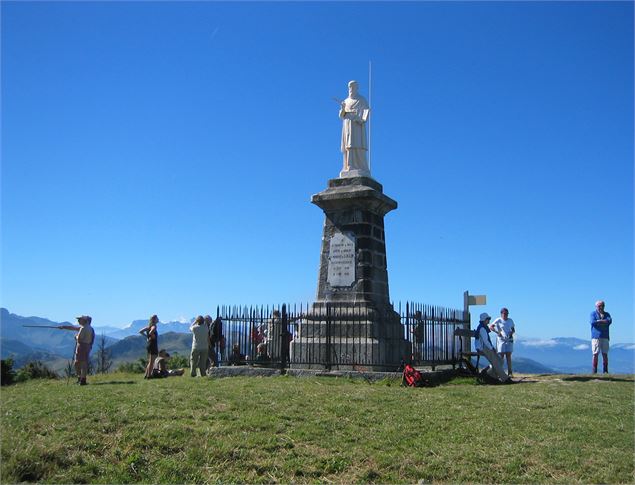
[509,377,537,384]
[560,375,634,383]
[91,380,136,385]
[440,371,538,386]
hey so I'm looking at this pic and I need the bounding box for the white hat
[479,312,491,322]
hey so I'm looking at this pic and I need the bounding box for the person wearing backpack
[475,313,510,383]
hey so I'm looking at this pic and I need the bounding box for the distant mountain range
[99,317,195,340]
[513,337,635,374]
[1,308,633,374]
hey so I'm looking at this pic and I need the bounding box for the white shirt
[492,317,515,342]
[190,323,209,350]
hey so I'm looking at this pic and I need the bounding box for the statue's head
[348,80,359,97]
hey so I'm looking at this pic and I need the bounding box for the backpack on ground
[402,364,430,387]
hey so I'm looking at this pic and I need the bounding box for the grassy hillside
[1,373,633,484]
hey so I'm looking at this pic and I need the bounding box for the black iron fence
[210,302,469,371]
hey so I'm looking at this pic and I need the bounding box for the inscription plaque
[327,232,355,287]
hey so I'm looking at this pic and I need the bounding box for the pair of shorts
[591,338,609,354]
[497,339,514,354]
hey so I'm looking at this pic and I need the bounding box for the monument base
[289,303,411,371]
[304,175,409,371]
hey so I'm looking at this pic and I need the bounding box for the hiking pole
[21,325,65,329]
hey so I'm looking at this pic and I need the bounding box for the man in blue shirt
[590,300,612,374]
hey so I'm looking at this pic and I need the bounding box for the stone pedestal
[312,176,397,308]
[290,176,410,371]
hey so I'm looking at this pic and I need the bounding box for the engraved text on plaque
[327,232,355,287]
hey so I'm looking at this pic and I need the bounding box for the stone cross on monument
[290,81,408,371]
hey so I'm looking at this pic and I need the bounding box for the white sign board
[327,232,355,287]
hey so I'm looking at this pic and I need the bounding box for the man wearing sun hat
[59,315,95,385]
[474,312,510,383]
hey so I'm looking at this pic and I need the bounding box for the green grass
[1,373,634,484]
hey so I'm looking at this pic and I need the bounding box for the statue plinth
[290,176,410,371]
[339,168,371,179]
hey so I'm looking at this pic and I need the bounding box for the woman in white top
[490,307,515,377]
[476,312,510,383]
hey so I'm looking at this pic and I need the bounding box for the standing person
[210,316,223,367]
[590,300,612,374]
[139,315,159,379]
[491,308,516,377]
[475,313,510,383]
[59,315,95,385]
[204,315,214,369]
[410,310,424,362]
[267,310,282,364]
[190,315,209,377]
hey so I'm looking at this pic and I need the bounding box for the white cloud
[614,344,635,350]
[573,344,589,350]
[520,339,559,348]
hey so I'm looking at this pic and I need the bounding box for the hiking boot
[79,378,87,386]
[592,368,597,374]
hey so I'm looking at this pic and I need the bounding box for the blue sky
[1,1,633,342]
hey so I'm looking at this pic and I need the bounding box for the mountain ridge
[2,308,633,373]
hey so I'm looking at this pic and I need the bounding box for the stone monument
[290,81,410,371]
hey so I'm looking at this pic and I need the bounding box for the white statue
[339,80,370,178]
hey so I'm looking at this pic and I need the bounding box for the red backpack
[402,364,429,387]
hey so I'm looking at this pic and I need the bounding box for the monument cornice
[311,177,397,217]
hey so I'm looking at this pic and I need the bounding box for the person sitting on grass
[254,342,270,365]
[227,343,246,366]
[151,349,184,378]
